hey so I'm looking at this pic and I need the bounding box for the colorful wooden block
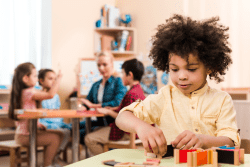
[146,158,161,163]
[114,162,135,167]
[186,149,218,167]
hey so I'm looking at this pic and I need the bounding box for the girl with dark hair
[9,62,64,167]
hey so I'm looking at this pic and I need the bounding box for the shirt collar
[106,75,114,84]
[130,83,140,90]
[100,75,114,84]
[191,82,209,96]
[172,82,209,97]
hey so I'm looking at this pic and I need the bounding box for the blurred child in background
[9,62,64,167]
[38,69,71,162]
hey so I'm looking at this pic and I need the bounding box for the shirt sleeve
[215,94,240,146]
[119,88,166,125]
[86,84,95,103]
[102,77,127,107]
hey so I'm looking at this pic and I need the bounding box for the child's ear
[129,71,134,79]
[39,78,44,85]
[22,75,29,84]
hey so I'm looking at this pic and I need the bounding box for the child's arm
[104,106,119,111]
[79,98,101,108]
[96,108,117,118]
[116,110,168,156]
[171,130,234,150]
[32,71,62,101]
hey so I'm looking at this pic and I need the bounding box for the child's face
[23,68,38,87]
[169,53,209,95]
[40,71,56,89]
[121,69,130,86]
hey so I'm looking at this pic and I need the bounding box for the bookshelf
[0,87,14,142]
[0,86,10,103]
[94,27,137,58]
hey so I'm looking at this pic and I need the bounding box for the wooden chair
[0,140,26,167]
[0,140,45,167]
[103,133,142,152]
[0,112,45,167]
[62,137,83,162]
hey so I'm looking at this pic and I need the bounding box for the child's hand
[96,108,110,115]
[104,106,118,111]
[79,98,92,108]
[171,130,203,150]
[77,103,87,111]
[136,123,167,156]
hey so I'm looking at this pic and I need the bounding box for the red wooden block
[179,149,197,163]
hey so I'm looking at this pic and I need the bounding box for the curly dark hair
[149,14,232,83]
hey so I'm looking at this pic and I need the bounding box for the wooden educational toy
[102,158,161,167]
[102,145,245,167]
[186,149,218,167]
[173,145,245,167]
[213,146,244,166]
[145,144,174,158]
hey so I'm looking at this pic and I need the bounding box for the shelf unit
[0,87,10,104]
[0,87,14,142]
[94,27,137,58]
[221,87,250,100]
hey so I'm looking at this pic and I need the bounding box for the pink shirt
[15,87,41,135]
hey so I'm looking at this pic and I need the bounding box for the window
[0,0,51,85]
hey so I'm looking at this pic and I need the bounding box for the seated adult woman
[78,51,127,144]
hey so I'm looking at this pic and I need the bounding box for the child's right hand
[136,123,168,156]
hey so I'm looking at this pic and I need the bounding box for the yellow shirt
[119,83,240,146]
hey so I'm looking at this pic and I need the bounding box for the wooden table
[65,149,250,167]
[16,109,104,167]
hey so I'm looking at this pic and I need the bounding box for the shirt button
[192,106,195,109]
[195,129,199,132]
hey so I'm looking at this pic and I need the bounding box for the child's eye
[171,69,178,72]
[188,69,197,72]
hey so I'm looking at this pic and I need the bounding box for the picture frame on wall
[77,58,124,97]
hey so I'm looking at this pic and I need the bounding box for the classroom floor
[0,147,87,167]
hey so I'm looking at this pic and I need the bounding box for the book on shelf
[118,30,129,52]
[107,5,120,28]
[101,35,115,51]
[100,4,120,28]
[125,36,132,51]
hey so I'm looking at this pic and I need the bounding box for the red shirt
[109,84,145,140]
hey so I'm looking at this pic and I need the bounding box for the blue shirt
[87,76,127,107]
[86,76,127,126]
[39,94,71,129]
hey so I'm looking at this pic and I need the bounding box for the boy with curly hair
[116,14,240,156]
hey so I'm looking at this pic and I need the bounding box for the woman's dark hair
[38,69,54,85]
[9,62,35,120]
[122,58,144,81]
[149,14,232,83]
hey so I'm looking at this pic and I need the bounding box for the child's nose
[178,71,188,80]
